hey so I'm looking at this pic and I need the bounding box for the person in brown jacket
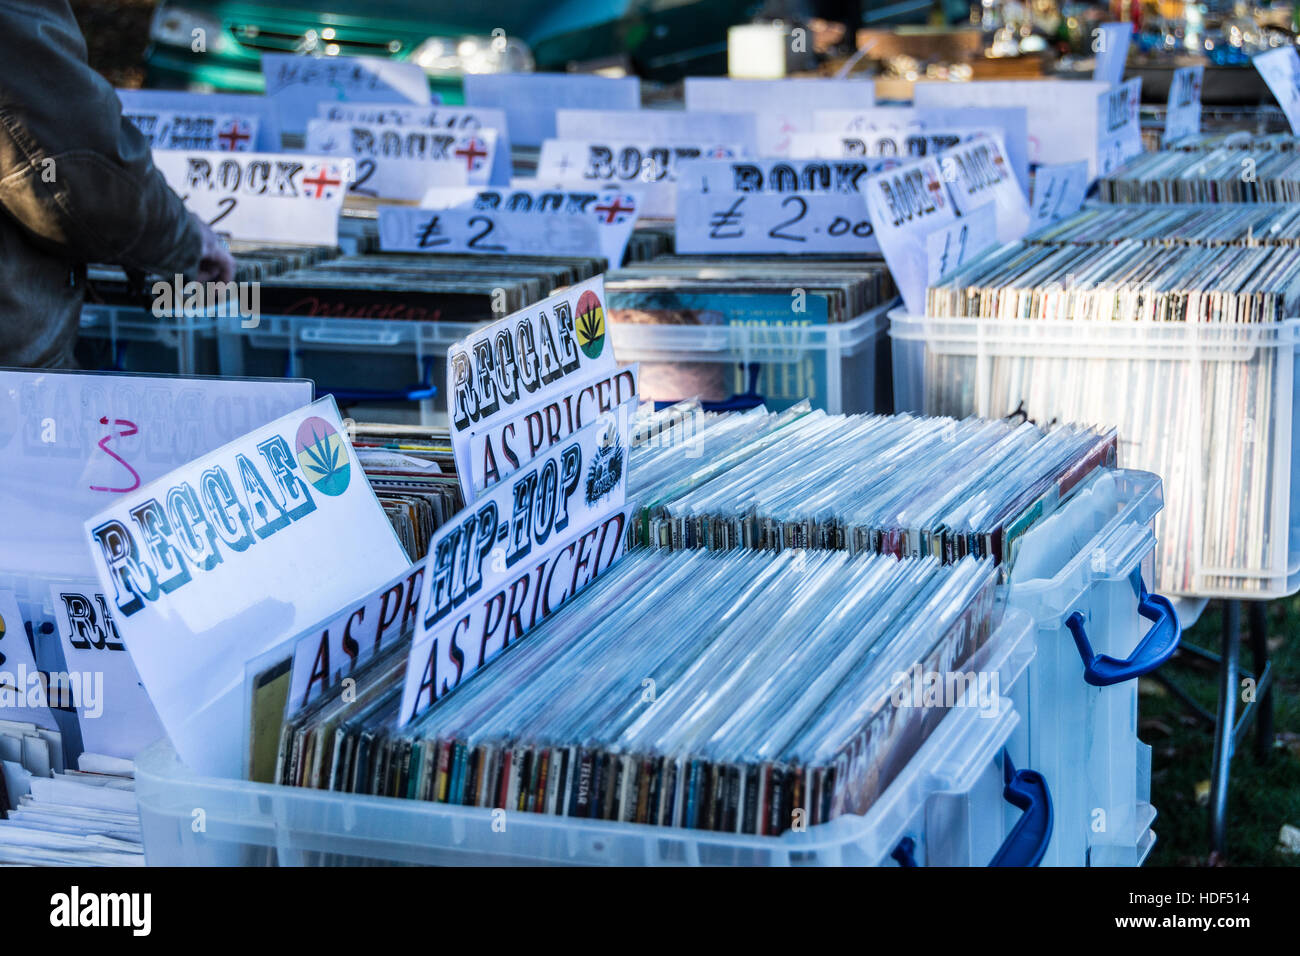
[0,0,235,369]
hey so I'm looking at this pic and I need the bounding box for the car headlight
[411,34,534,75]
[150,4,233,54]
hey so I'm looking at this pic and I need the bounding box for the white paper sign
[938,134,1029,243]
[556,109,757,152]
[817,105,1032,195]
[446,277,617,494]
[261,53,431,139]
[116,89,281,151]
[0,589,57,730]
[316,102,498,128]
[306,120,494,199]
[677,191,877,255]
[1028,161,1089,232]
[683,78,874,155]
[152,150,353,245]
[124,111,258,151]
[286,561,426,717]
[675,156,881,195]
[1096,78,1144,178]
[864,157,958,314]
[1163,66,1204,145]
[926,204,998,285]
[468,366,639,495]
[464,73,640,147]
[1092,22,1134,86]
[83,396,409,778]
[0,369,311,583]
[675,156,883,254]
[410,184,634,261]
[913,81,1118,181]
[536,139,743,218]
[401,416,631,726]
[48,583,164,759]
[1254,47,1300,135]
[421,185,634,264]
[377,204,605,258]
[789,128,977,160]
[317,102,512,184]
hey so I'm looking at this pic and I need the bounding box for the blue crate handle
[989,753,1053,867]
[889,753,1053,867]
[1065,575,1181,687]
[652,362,766,413]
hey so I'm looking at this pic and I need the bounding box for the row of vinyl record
[271,406,1122,836]
[276,548,999,834]
[628,403,1114,565]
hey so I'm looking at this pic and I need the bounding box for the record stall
[19,52,1300,867]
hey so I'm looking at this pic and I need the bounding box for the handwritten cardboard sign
[152,150,353,245]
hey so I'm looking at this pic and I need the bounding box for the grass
[1143,598,1300,866]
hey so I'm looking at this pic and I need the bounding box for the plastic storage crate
[133,607,1041,867]
[1005,468,1173,866]
[215,312,463,415]
[607,302,895,415]
[77,306,220,377]
[891,311,1300,600]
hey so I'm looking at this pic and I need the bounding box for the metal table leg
[1248,602,1274,763]
[1209,600,1240,857]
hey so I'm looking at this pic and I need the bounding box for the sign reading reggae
[447,276,615,498]
[83,397,408,778]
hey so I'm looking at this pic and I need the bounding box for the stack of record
[627,404,1114,564]
[275,547,1000,835]
[352,422,461,562]
[1027,203,1300,247]
[607,257,896,406]
[84,242,344,307]
[255,252,604,322]
[1098,148,1300,203]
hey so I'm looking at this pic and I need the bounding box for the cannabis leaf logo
[295,416,351,496]
[302,423,342,481]
[575,290,606,358]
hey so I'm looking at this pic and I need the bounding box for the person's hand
[193,213,236,283]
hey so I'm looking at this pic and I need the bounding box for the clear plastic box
[133,608,1037,867]
[1006,468,1171,866]
[214,312,461,416]
[211,300,895,418]
[607,302,894,415]
[78,306,220,377]
[891,310,1300,599]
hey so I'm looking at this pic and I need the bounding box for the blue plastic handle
[1065,579,1181,687]
[989,754,1053,867]
[890,836,919,868]
[888,754,1052,867]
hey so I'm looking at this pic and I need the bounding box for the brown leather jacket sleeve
[0,0,203,275]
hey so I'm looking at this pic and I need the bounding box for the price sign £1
[925,203,998,286]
